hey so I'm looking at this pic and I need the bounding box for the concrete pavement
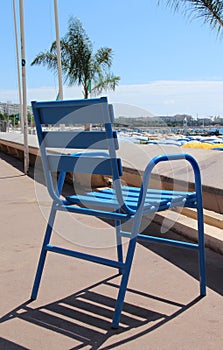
[0,152,223,349]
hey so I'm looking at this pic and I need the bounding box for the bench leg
[31,205,57,300]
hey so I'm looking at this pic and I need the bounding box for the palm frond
[158,0,223,34]
[30,52,58,70]
[95,47,113,68]
[91,74,120,95]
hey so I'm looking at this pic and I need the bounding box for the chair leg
[197,204,206,296]
[112,235,137,328]
[31,205,57,300]
[115,219,123,273]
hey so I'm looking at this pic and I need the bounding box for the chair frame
[31,97,206,328]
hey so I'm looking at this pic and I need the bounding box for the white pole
[19,0,29,174]
[12,0,23,132]
[54,0,63,100]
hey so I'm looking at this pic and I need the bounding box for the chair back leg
[31,204,57,300]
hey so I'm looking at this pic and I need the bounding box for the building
[0,101,31,116]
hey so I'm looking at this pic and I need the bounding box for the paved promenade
[0,152,223,349]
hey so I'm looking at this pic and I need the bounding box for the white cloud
[1,80,223,117]
[107,81,223,117]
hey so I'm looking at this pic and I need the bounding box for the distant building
[0,102,31,116]
[158,116,176,122]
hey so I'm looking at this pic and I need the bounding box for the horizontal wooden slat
[47,154,122,175]
[43,131,119,150]
[32,97,113,125]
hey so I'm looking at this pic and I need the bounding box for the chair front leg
[112,233,138,328]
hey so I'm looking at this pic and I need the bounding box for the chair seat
[66,186,197,214]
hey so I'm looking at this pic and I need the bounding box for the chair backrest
[32,97,124,205]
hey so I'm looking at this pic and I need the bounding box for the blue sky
[1,0,223,117]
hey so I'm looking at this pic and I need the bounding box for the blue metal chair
[31,97,206,328]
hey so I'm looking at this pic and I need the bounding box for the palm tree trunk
[84,84,91,131]
[84,85,89,99]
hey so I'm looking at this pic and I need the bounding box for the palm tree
[158,1,223,34]
[31,17,120,99]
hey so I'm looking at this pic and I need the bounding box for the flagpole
[54,0,63,100]
[19,0,29,174]
[12,0,23,133]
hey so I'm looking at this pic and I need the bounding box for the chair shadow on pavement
[0,274,202,350]
[0,337,29,350]
[139,221,223,297]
